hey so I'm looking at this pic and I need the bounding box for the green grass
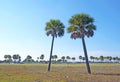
[0,63,120,82]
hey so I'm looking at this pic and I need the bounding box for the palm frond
[67,25,78,33]
[86,30,94,38]
[68,13,96,39]
[86,24,96,30]
[70,32,83,39]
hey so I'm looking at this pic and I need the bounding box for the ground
[0,63,120,82]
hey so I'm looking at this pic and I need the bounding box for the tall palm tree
[45,19,65,71]
[67,13,96,74]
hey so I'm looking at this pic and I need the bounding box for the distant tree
[37,57,39,60]
[61,56,65,62]
[4,55,8,62]
[118,57,120,62]
[13,54,20,63]
[18,55,21,63]
[67,13,96,74]
[27,55,32,60]
[13,54,17,62]
[113,56,119,63]
[71,57,76,63]
[45,19,65,71]
[37,57,39,62]
[82,57,85,62]
[57,59,62,63]
[23,55,34,63]
[95,57,99,62]
[51,55,58,63]
[54,55,58,61]
[113,57,116,62]
[100,56,104,62]
[4,55,12,63]
[116,57,119,62]
[8,55,12,64]
[40,54,45,61]
[107,56,112,62]
[51,55,55,60]
[79,56,83,62]
[90,56,95,62]
[66,56,71,62]
[8,55,12,63]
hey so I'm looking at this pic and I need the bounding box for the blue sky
[0,0,120,61]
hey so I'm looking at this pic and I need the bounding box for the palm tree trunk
[82,37,91,74]
[48,36,54,72]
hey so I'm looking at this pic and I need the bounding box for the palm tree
[23,55,35,63]
[116,57,119,63]
[4,55,12,63]
[7,55,12,64]
[13,54,20,63]
[61,56,65,63]
[37,57,39,62]
[45,19,65,71]
[71,57,76,63]
[117,57,120,63]
[95,57,99,62]
[4,55,8,62]
[27,55,32,60]
[18,55,21,63]
[82,57,85,62]
[106,56,112,62]
[40,54,45,63]
[67,13,96,74]
[100,55,104,62]
[90,56,95,62]
[66,56,71,62]
[113,56,119,63]
[51,55,55,61]
[54,55,58,61]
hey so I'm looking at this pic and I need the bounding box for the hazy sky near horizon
[0,0,120,61]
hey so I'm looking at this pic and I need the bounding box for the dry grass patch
[0,64,119,82]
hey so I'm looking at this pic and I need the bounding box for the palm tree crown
[67,13,96,39]
[45,19,65,38]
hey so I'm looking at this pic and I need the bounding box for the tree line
[90,56,120,63]
[1,54,120,64]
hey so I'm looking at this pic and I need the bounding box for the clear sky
[0,0,120,61]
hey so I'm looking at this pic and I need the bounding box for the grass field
[0,63,120,82]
